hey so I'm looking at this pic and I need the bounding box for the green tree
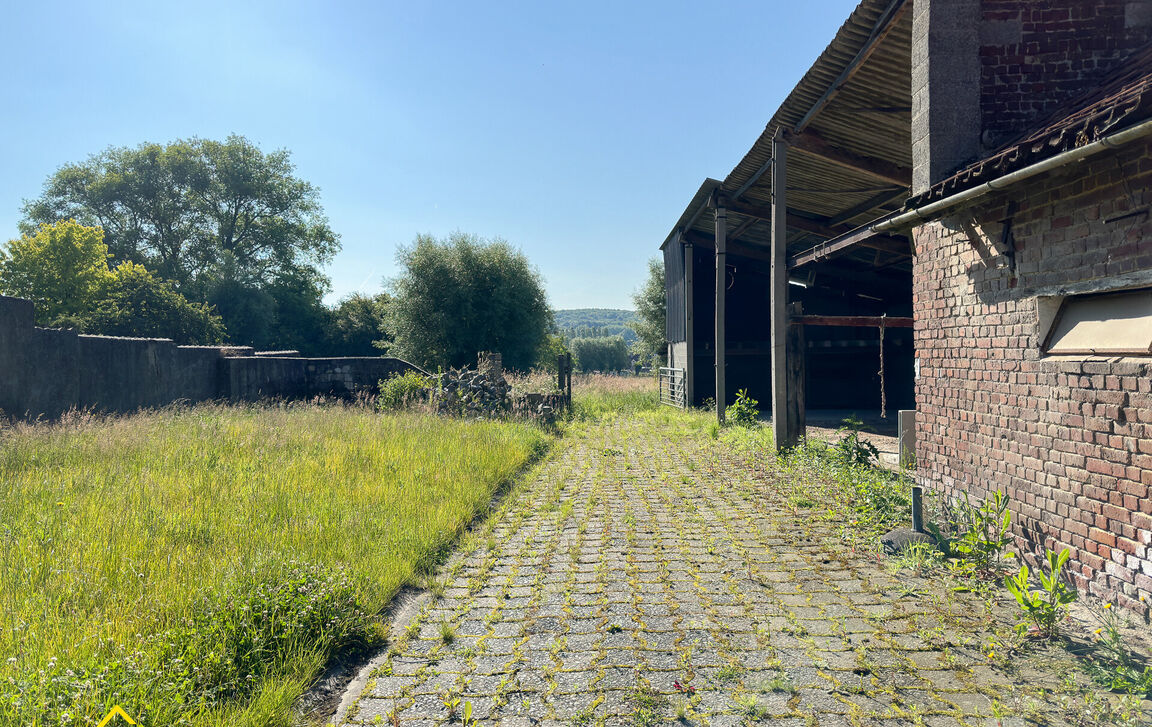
[21,135,339,347]
[0,220,112,324]
[535,333,570,372]
[83,262,225,344]
[387,232,551,371]
[0,221,224,343]
[327,292,391,357]
[632,257,665,365]
[570,336,630,372]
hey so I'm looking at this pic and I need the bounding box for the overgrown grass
[0,403,547,726]
[718,425,911,540]
[570,373,660,420]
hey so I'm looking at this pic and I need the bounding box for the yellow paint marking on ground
[96,705,136,727]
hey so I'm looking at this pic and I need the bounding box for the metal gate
[658,367,686,408]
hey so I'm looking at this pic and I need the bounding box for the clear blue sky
[2,0,860,310]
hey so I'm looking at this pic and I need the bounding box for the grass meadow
[0,403,547,726]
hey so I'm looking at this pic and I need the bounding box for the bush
[724,389,759,427]
[378,371,433,410]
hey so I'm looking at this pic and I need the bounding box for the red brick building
[907,3,1152,609]
[658,0,1152,610]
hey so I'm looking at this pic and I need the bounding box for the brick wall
[912,139,1152,613]
[979,0,1152,148]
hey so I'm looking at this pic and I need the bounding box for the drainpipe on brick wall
[875,117,1152,231]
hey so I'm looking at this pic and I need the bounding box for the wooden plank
[791,129,912,187]
[791,315,913,328]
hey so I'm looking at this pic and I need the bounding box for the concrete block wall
[912,140,1152,613]
[0,294,421,420]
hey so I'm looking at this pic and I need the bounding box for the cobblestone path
[333,415,1142,726]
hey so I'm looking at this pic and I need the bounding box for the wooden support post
[683,239,695,406]
[788,302,806,443]
[714,200,727,424]
[771,129,800,450]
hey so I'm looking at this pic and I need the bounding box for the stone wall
[0,294,421,420]
[912,139,1152,611]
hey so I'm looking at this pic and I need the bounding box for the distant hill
[553,308,638,344]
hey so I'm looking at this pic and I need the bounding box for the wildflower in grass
[1104,602,1112,610]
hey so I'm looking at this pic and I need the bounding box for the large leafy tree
[632,257,665,365]
[0,221,224,343]
[0,220,110,323]
[386,232,552,371]
[82,261,225,344]
[21,136,339,347]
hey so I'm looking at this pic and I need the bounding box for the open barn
[659,0,1152,610]
[660,0,917,448]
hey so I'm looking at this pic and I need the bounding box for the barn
[659,0,1152,609]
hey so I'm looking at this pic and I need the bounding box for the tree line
[2,135,665,371]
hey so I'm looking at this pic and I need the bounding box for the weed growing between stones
[1079,599,1152,697]
[1004,548,1078,639]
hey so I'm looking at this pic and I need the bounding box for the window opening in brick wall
[1043,288,1152,355]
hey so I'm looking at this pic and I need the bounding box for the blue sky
[2,0,860,310]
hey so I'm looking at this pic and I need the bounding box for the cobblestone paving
[335,416,1145,726]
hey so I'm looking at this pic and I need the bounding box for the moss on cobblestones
[336,406,1150,727]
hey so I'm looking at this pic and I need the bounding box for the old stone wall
[912,139,1152,611]
[0,294,421,419]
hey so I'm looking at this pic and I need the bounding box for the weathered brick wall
[913,139,1152,612]
[979,0,1152,148]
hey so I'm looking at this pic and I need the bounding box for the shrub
[724,388,759,427]
[1004,548,1077,639]
[378,371,432,410]
[833,416,879,466]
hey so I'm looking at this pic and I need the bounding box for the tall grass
[570,373,659,420]
[0,403,547,726]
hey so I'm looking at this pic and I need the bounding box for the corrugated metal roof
[909,44,1152,207]
[662,0,913,279]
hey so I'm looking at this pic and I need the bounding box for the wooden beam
[827,187,908,226]
[681,229,772,265]
[713,199,727,425]
[787,303,806,444]
[788,214,908,268]
[728,216,758,241]
[791,129,912,187]
[791,315,913,328]
[725,198,848,238]
[771,130,800,451]
[794,0,909,132]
